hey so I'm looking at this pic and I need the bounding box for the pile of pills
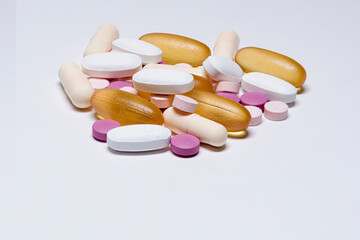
[58,24,307,157]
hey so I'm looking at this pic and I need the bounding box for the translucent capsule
[182,90,251,132]
[91,88,164,126]
[139,33,211,67]
[83,24,119,57]
[235,47,307,88]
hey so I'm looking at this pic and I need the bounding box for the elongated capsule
[139,33,211,67]
[143,63,214,92]
[83,24,119,57]
[59,62,95,109]
[163,107,227,147]
[182,90,251,131]
[235,47,306,88]
[91,88,164,125]
[213,30,239,60]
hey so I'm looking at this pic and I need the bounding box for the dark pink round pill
[92,119,121,142]
[170,134,200,157]
[216,92,240,102]
[240,92,268,111]
[107,80,132,89]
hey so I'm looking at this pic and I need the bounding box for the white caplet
[203,56,243,83]
[242,72,297,103]
[107,124,172,152]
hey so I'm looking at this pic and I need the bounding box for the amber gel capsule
[235,47,307,88]
[91,88,164,125]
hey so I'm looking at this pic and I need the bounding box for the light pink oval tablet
[92,119,121,142]
[244,106,262,126]
[150,94,174,108]
[240,92,268,111]
[89,78,110,90]
[172,95,198,113]
[216,92,240,102]
[264,101,288,121]
[120,86,138,95]
[170,134,200,157]
[215,81,241,94]
[107,80,132,89]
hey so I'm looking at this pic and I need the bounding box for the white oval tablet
[112,38,162,64]
[107,124,172,152]
[81,52,142,78]
[242,72,297,103]
[203,56,243,83]
[132,69,194,94]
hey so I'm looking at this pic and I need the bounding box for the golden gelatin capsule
[228,130,248,138]
[139,33,211,67]
[91,88,164,125]
[182,90,251,131]
[235,47,306,88]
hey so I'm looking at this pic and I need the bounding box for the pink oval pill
[216,92,240,102]
[172,95,198,113]
[240,92,268,111]
[120,86,138,95]
[92,119,121,142]
[170,134,200,157]
[150,94,174,109]
[107,80,132,89]
[215,81,241,94]
[89,78,110,90]
[264,101,288,121]
[244,106,262,126]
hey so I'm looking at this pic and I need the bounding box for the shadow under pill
[201,144,226,152]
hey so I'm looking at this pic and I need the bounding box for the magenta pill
[92,119,121,142]
[216,92,240,102]
[107,80,132,89]
[170,134,200,157]
[240,92,268,111]
[159,61,166,64]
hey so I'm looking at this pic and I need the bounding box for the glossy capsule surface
[235,47,306,88]
[182,90,251,131]
[91,88,164,125]
[139,33,211,67]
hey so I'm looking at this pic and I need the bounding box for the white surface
[203,56,243,82]
[1,0,360,239]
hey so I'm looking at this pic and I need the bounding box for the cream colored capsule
[83,24,119,57]
[213,30,239,60]
[163,107,227,147]
[59,62,94,109]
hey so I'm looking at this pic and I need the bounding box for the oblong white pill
[242,72,297,103]
[81,52,142,78]
[203,56,243,83]
[112,38,162,64]
[107,124,172,152]
[132,69,194,94]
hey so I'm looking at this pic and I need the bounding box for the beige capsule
[83,24,119,57]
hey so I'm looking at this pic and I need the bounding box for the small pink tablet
[159,61,166,64]
[107,80,132,89]
[215,81,241,94]
[170,134,200,157]
[92,119,121,142]
[216,92,240,102]
[264,101,288,121]
[172,95,198,113]
[244,106,262,126]
[240,92,268,111]
[150,94,174,108]
[120,86,138,95]
[89,78,110,90]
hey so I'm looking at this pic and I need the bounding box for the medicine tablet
[203,56,243,83]
[120,86,138,95]
[240,92,268,111]
[89,78,110,90]
[175,63,193,69]
[107,80,132,89]
[172,95,198,113]
[92,119,121,142]
[215,81,240,93]
[244,106,262,126]
[170,134,200,156]
[150,94,174,108]
[107,124,172,152]
[216,92,240,102]
[264,101,288,121]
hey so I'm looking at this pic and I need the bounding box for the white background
[1,0,360,239]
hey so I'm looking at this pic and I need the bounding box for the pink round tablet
[89,78,110,90]
[107,80,132,89]
[240,92,268,111]
[216,92,240,102]
[215,81,241,94]
[244,106,262,126]
[150,94,174,109]
[92,119,121,142]
[159,61,166,64]
[172,95,198,113]
[170,134,200,157]
[120,86,138,95]
[264,101,288,121]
